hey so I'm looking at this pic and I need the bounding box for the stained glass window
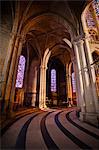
[86,10,95,27]
[92,0,99,20]
[51,69,56,92]
[16,55,26,88]
[72,72,76,93]
[86,0,99,28]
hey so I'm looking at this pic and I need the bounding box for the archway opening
[46,57,67,107]
[14,55,26,111]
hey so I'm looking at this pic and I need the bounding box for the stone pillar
[4,36,20,114]
[77,39,96,113]
[31,67,37,107]
[39,65,47,108]
[24,42,30,93]
[73,59,80,107]
[81,2,99,126]
[66,66,69,101]
[43,66,47,108]
[39,66,43,108]
[9,40,23,113]
[39,48,51,109]
[68,63,74,106]
[1,33,16,106]
[84,36,99,113]
[66,64,73,107]
[1,3,19,108]
[74,37,99,126]
[73,42,86,114]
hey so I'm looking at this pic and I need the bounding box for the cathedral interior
[0,0,99,149]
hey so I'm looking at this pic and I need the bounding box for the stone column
[74,38,99,126]
[66,64,73,107]
[77,39,96,113]
[68,76,72,106]
[66,65,69,101]
[73,59,80,107]
[1,33,16,105]
[39,65,47,108]
[1,3,19,107]
[84,36,99,113]
[43,66,48,108]
[24,42,30,93]
[39,48,51,109]
[73,42,86,114]
[69,63,73,106]
[9,40,23,113]
[39,65,43,108]
[31,67,37,107]
[4,36,20,114]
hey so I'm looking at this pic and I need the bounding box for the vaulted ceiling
[1,0,87,65]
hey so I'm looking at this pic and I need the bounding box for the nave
[0,0,99,127]
[1,108,99,150]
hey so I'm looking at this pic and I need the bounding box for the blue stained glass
[93,0,99,19]
[16,55,26,88]
[51,69,56,92]
[86,10,95,27]
[72,72,76,93]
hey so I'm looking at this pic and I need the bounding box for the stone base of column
[6,110,15,119]
[79,112,99,127]
[31,94,36,107]
[39,102,47,109]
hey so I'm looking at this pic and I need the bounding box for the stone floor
[1,107,99,150]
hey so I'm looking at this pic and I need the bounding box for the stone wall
[0,1,14,101]
[0,25,11,74]
[0,1,13,74]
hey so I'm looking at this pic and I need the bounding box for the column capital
[10,32,21,38]
[73,34,83,42]
[80,67,88,73]
[73,34,90,46]
[20,37,26,44]
[10,32,26,44]
[83,34,92,42]
[77,39,84,47]
[74,39,84,47]
[71,56,76,63]
[40,65,47,70]
[66,73,69,77]
[10,32,17,37]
